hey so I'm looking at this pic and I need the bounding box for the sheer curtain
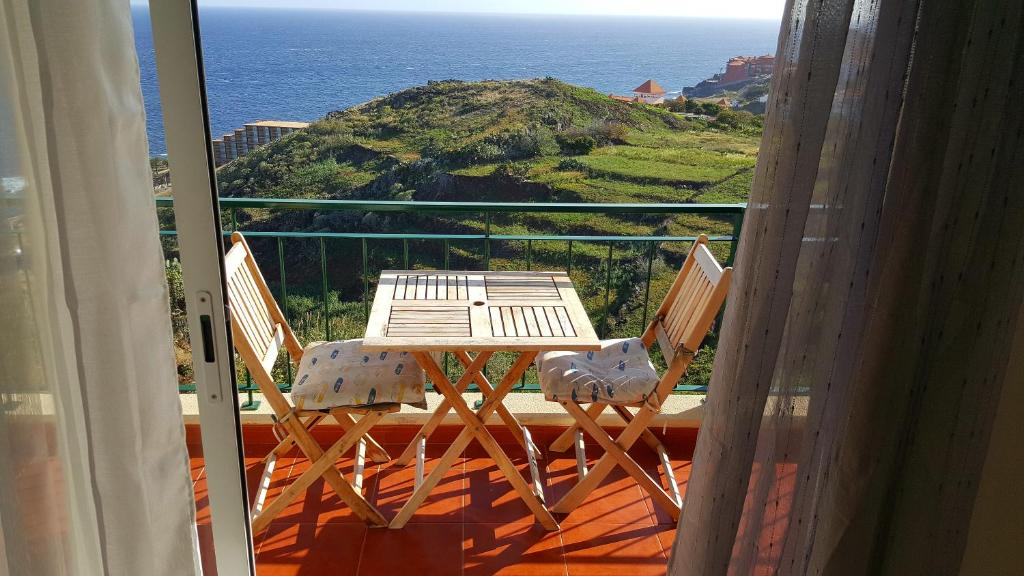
[670,0,1024,573]
[0,0,200,574]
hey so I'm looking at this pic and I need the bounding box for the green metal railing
[156,197,745,403]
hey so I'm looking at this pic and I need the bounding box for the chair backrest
[643,234,732,386]
[223,232,303,415]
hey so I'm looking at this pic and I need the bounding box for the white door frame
[148,2,256,575]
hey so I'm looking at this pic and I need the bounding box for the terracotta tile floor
[190,428,692,576]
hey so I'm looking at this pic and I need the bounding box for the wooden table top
[362,270,600,352]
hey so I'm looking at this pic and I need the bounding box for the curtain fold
[0,0,200,574]
[669,0,1024,574]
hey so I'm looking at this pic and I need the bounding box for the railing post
[641,240,656,329]
[601,242,614,338]
[484,212,491,270]
[727,207,744,266]
[320,237,330,341]
[362,238,369,321]
[277,237,291,390]
[239,368,259,411]
[566,240,573,275]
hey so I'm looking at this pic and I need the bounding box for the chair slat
[238,265,275,335]
[260,323,284,374]
[224,243,247,277]
[670,276,712,344]
[227,276,269,358]
[693,243,724,283]
[654,321,676,365]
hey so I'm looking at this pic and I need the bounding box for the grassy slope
[172,79,760,388]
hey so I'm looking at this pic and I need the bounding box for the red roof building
[632,79,667,104]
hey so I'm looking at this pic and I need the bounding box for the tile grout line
[637,464,675,560]
[255,457,297,557]
[461,454,466,576]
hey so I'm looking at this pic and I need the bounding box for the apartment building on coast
[211,120,310,167]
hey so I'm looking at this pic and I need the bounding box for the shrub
[556,158,588,172]
[713,109,761,131]
[555,133,597,155]
[493,161,532,182]
[590,121,629,145]
[700,102,723,116]
[664,98,688,113]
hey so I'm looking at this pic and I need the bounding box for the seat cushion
[537,338,660,405]
[290,339,427,411]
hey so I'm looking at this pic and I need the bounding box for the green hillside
[163,79,759,390]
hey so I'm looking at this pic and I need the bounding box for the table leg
[391,351,558,530]
[452,350,541,459]
[395,351,494,465]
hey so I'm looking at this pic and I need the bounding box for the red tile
[196,457,296,526]
[194,473,210,525]
[358,524,462,576]
[279,458,381,524]
[545,457,654,526]
[256,522,366,576]
[464,523,567,576]
[196,524,219,576]
[464,456,547,524]
[642,459,692,526]
[375,445,465,523]
[560,523,667,576]
[653,525,677,559]
[190,457,205,483]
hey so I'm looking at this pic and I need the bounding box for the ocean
[132,6,780,155]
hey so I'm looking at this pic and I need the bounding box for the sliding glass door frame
[148,2,256,575]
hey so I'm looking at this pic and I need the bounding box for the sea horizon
[133,5,780,154]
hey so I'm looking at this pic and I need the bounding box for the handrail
[154,196,746,214]
[156,196,746,400]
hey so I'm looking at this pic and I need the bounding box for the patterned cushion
[537,338,660,405]
[290,340,428,410]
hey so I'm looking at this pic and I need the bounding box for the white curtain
[670,0,1024,573]
[0,1,200,574]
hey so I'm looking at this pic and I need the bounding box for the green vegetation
[162,79,759,390]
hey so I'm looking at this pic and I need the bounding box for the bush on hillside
[662,99,688,113]
[701,102,723,116]
[590,121,629,145]
[712,109,761,131]
[556,158,588,172]
[447,125,557,165]
[555,133,597,155]
[493,161,532,182]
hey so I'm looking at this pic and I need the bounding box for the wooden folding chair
[543,234,732,520]
[224,232,395,531]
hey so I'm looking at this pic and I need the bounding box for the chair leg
[267,414,325,461]
[575,429,588,479]
[553,401,680,519]
[610,404,664,453]
[331,410,391,464]
[549,403,606,452]
[608,404,681,505]
[352,438,367,493]
[250,452,279,518]
[252,410,388,532]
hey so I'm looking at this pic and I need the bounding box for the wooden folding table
[362,270,600,529]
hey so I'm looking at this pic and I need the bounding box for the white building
[632,79,667,104]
